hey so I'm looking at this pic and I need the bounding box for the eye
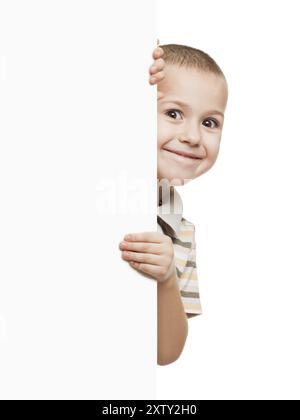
[164,109,183,120]
[202,118,219,129]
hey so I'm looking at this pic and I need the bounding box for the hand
[119,231,176,284]
[149,38,165,93]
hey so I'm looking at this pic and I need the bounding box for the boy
[119,42,228,365]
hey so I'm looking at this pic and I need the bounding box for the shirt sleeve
[158,218,202,316]
[178,231,203,317]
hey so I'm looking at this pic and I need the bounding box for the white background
[1,0,300,402]
[0,0,157,399]
[157,0,300,400]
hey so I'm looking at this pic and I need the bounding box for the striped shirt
[157,187,202,317]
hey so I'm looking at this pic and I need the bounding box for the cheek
[204,136,221,158]
[157,117,176,147]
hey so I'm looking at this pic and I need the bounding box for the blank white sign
[0,0,156,399]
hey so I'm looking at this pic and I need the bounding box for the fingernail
[124,234,132,240]
[150,77,156,83]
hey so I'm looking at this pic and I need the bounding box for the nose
[180,122,202,146]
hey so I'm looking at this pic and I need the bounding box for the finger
[149,64,157,75]
[124,232,163,243]
[119,240,162,255]
[149,70,165,84]
[149,58,165,74]
[149,76,157,85]
[157,38,159,45]
[152,46,164,59]
[122,250,162,265]
[129,261,166,277]
[154,58,165,70]
[149,72,165,85]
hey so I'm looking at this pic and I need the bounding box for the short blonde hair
[159,43,227,82]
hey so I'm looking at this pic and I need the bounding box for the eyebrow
[160,99,224,119]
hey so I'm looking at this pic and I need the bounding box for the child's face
[157,64,228,185]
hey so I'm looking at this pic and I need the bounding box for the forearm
[157,272,188,365]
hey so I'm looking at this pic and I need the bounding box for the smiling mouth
[163,148,203,160]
